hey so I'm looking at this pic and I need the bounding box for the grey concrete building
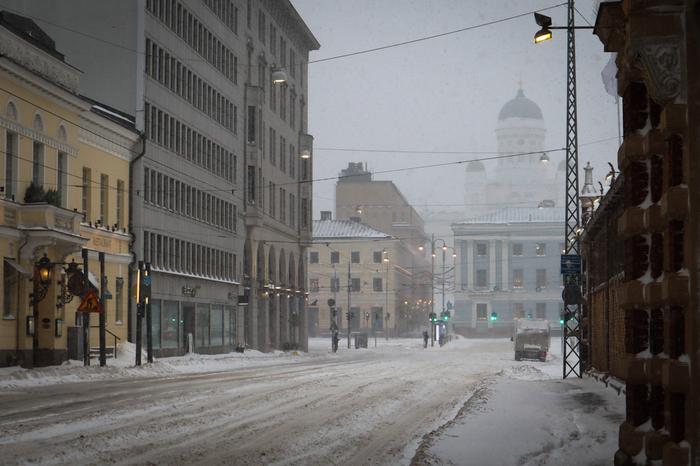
[0,0,319,353]
[451,206,564,336]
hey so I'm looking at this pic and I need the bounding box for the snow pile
[0,343,313,389]
[503,364,550,381]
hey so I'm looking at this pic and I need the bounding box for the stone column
[258,294,270,352]
[299,295,308,352]
[501,240,509,290]
[489,240,496,288]
[279,294,288,347]
[247,287,258,349]
[466,240,474,289]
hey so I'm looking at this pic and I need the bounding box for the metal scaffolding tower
[563,0,582,379]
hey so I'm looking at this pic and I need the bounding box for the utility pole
[562,0,582,379]
[385,252,389,341]
[347,261,351,349]
[146,262,153,363]
[98,252,106,367]
[82,248,90,366]
[430,234,435,347]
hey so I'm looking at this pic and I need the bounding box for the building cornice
[0,26,81,93]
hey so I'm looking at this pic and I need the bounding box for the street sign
[560,254,581,274]
[77,288,103,313]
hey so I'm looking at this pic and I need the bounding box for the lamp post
[418,235,454,347]
[533,0,593,379]
[383,249,389,340]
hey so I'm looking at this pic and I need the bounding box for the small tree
[24,182,46,203]
[44,189,61,207]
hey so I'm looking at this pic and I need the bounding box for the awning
[87,271,100,289]
[4,258,31,277]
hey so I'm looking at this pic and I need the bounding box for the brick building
[581,177,627,380]
[593,2,700,464]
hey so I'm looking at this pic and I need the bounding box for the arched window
[5,101,17,121]
[57,125,67,142]
[33,113,44,132]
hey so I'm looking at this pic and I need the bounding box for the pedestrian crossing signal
[489,312,498,321]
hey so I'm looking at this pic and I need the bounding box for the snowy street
[0,337,623,465]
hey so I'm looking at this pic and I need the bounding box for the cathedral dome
[498,88,543,121]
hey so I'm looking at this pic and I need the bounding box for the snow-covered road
[0,336,619,465]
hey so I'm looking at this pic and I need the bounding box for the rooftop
[455,207,565,225]
[313,219,392,239]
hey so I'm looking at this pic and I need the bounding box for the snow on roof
[313,219,392,239]
[456,207,564,225]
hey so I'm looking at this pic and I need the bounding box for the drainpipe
[15,234,29,365]
[127,132,147,343]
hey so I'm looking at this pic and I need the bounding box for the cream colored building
[307,213,426,337]
[0,13,140,367]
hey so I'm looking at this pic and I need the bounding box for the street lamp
[383,249,390,340]
[533,13,553,43]
[300,149,311,159]
[271,68,288,84]
[419,236,455,347]
[539,152,550,164]
[532,0,593,379]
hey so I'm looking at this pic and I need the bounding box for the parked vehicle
[513,318,550,362]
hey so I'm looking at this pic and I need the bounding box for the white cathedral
[464,86,565,217]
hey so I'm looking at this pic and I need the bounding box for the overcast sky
[292,0,619,220]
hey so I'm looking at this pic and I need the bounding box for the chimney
[320,211,332,221]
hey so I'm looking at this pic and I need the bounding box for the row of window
[145,38,237,131]
[244,167,310,229]
[309,250,386,265]
[146,0,238,82]
[143,167,237,232]
[143,230,237,281]
[81,168,125,228]
[474,302,552,320]
[470,242,562,257]
[203,0,239,35]
[470,268,549,289]
[144,102,237,183]
[308,277,384,293]
[267,128,296,178]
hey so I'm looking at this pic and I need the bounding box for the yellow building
[0,12,141,367]
[307,213,427,338]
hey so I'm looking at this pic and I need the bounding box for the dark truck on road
[513,318,550,362]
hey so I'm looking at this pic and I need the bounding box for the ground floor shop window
[371,306,383,330]
[210,305,223,346]
[151,301,161,349]
[162,300,180,348]
[196,304,209,349]
[476,303,487,320]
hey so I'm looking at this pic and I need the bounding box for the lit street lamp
[532,0,593,379]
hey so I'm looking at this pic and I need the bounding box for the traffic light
[490,312,498,321]
[442,311,450,322]
[429,312,438,323]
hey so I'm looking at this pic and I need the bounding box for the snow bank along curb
[0,341,310,389]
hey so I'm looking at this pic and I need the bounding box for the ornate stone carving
[0,28,79,93]
[628,37,682,104]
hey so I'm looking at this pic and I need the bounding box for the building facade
[451,207,564,336]
[0,0,319,354]
[0,13,141,367]
[581,176,627,380]
[334,162,431,322]
[594,2,699,464]
[307,213,423,338]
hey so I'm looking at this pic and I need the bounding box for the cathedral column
[488,240,496,288]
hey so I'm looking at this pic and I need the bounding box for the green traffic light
[559,319,565,325]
